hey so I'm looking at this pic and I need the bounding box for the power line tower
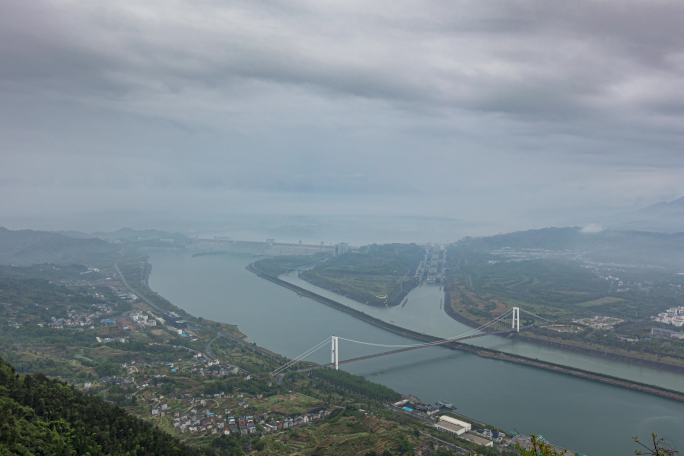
[512,307,520,333]
[330,336,339,370]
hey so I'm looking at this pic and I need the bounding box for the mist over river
[149,251,684,455]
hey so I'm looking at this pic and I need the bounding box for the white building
[653,306,684,327]
[435,416,472,436]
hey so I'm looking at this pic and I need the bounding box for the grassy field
[577,296,625,308]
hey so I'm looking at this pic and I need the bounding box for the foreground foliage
[0,357,199,456]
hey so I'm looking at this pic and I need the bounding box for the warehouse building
[462,432,494,448]
[435,416,471,436]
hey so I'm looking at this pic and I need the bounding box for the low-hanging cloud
[1,0,683,230]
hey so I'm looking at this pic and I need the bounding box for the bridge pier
[331,336,339,370]
[512,307,520,332]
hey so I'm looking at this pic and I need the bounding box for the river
[280,271,684,393]
[148,250,684,455]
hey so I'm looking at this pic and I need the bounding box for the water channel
[149,250,684,455]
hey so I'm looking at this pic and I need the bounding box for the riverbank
[249,262,684,403]
[443,289,684,374]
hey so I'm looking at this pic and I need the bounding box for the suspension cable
[272,337,330,375]
[274,337,329,371]
[272,306,552,374]
[273,342,327,375]
[338,309,513,349]
[519,308,554,323]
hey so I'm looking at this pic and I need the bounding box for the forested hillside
[0,227,119,266]
[0,357,199,455]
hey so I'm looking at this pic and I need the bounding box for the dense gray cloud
[1,0,683,234]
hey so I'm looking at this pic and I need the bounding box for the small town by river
[149,250,684,455]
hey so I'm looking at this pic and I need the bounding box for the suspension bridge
[272,307,553,375]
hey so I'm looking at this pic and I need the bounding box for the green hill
[0,227,119,266]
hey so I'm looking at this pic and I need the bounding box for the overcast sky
[2,0,684,233]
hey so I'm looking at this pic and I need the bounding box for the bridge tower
[331,336,339,370]
[512,307,520,332]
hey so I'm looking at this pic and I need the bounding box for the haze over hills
[459,226,684,270]
[0,227,197,265]
[3,193,682,247]
[3,224,684,268]
[2,0,684,453]
[644,196,684,214]
[0,227,118,266]
[92,227,192,247]
[608,195,684,233]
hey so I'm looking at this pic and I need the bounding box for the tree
[515,433,678,456]
[396,436,413,455]
[634,433,678,456]
[516,435,574,456]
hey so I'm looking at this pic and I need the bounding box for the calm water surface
[148,251,684,455]
[281,272,684,393]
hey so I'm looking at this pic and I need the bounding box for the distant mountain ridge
[0,227,191,266]
[642,196,684,215]
[458,226,684,269]
[610,195,684,232]
[0,227,118,266]
[93,227,190,245]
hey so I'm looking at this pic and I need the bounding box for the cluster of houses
[191,359,242,378]
[100,375,135,387]
[95,336,129,344]
[45,303,115,329]
[573,315,624,330]
[161,395,331,437]
[653,306,684,327]
[171,411,259,437]
[261,407,331,433]
[122,352,240,380]
[130,311,159,327]
[94,308,199,344]
[115,291,138,301]
[393,398,442,416]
